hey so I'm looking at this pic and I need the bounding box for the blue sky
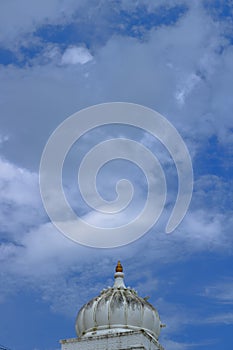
[0,1,233,350]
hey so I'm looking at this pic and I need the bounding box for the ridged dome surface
[75,263,161,339]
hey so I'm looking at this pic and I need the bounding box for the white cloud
[175,73,201,106]
[0,1,232,171]
[0,0,86,45]
[0,134,9,144]
[0,156,44,238]
[203,280,233,304]
[61,46,93,65]
[204,313,233,325]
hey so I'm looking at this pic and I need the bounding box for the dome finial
[116,260,123,272]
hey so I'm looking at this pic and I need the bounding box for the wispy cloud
[204,313,233,325]
[202,280,233,304]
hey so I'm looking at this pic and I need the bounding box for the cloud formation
[61,46,93,65]
[0,1,232,349]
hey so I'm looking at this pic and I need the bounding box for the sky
[0,0,233,350]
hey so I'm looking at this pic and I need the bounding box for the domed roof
[75,261,162,340]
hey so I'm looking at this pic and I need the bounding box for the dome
[75,261,162,340]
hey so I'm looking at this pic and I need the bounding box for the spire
[116,260,123,272]
[113,260,126,288]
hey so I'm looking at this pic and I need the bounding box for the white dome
[75,262,162,339]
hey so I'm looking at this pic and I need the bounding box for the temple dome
[75,261,162,340]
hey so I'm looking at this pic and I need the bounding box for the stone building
[60,261,165,350]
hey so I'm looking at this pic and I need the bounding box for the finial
[116,260,123,273]
[113,261,125,288]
